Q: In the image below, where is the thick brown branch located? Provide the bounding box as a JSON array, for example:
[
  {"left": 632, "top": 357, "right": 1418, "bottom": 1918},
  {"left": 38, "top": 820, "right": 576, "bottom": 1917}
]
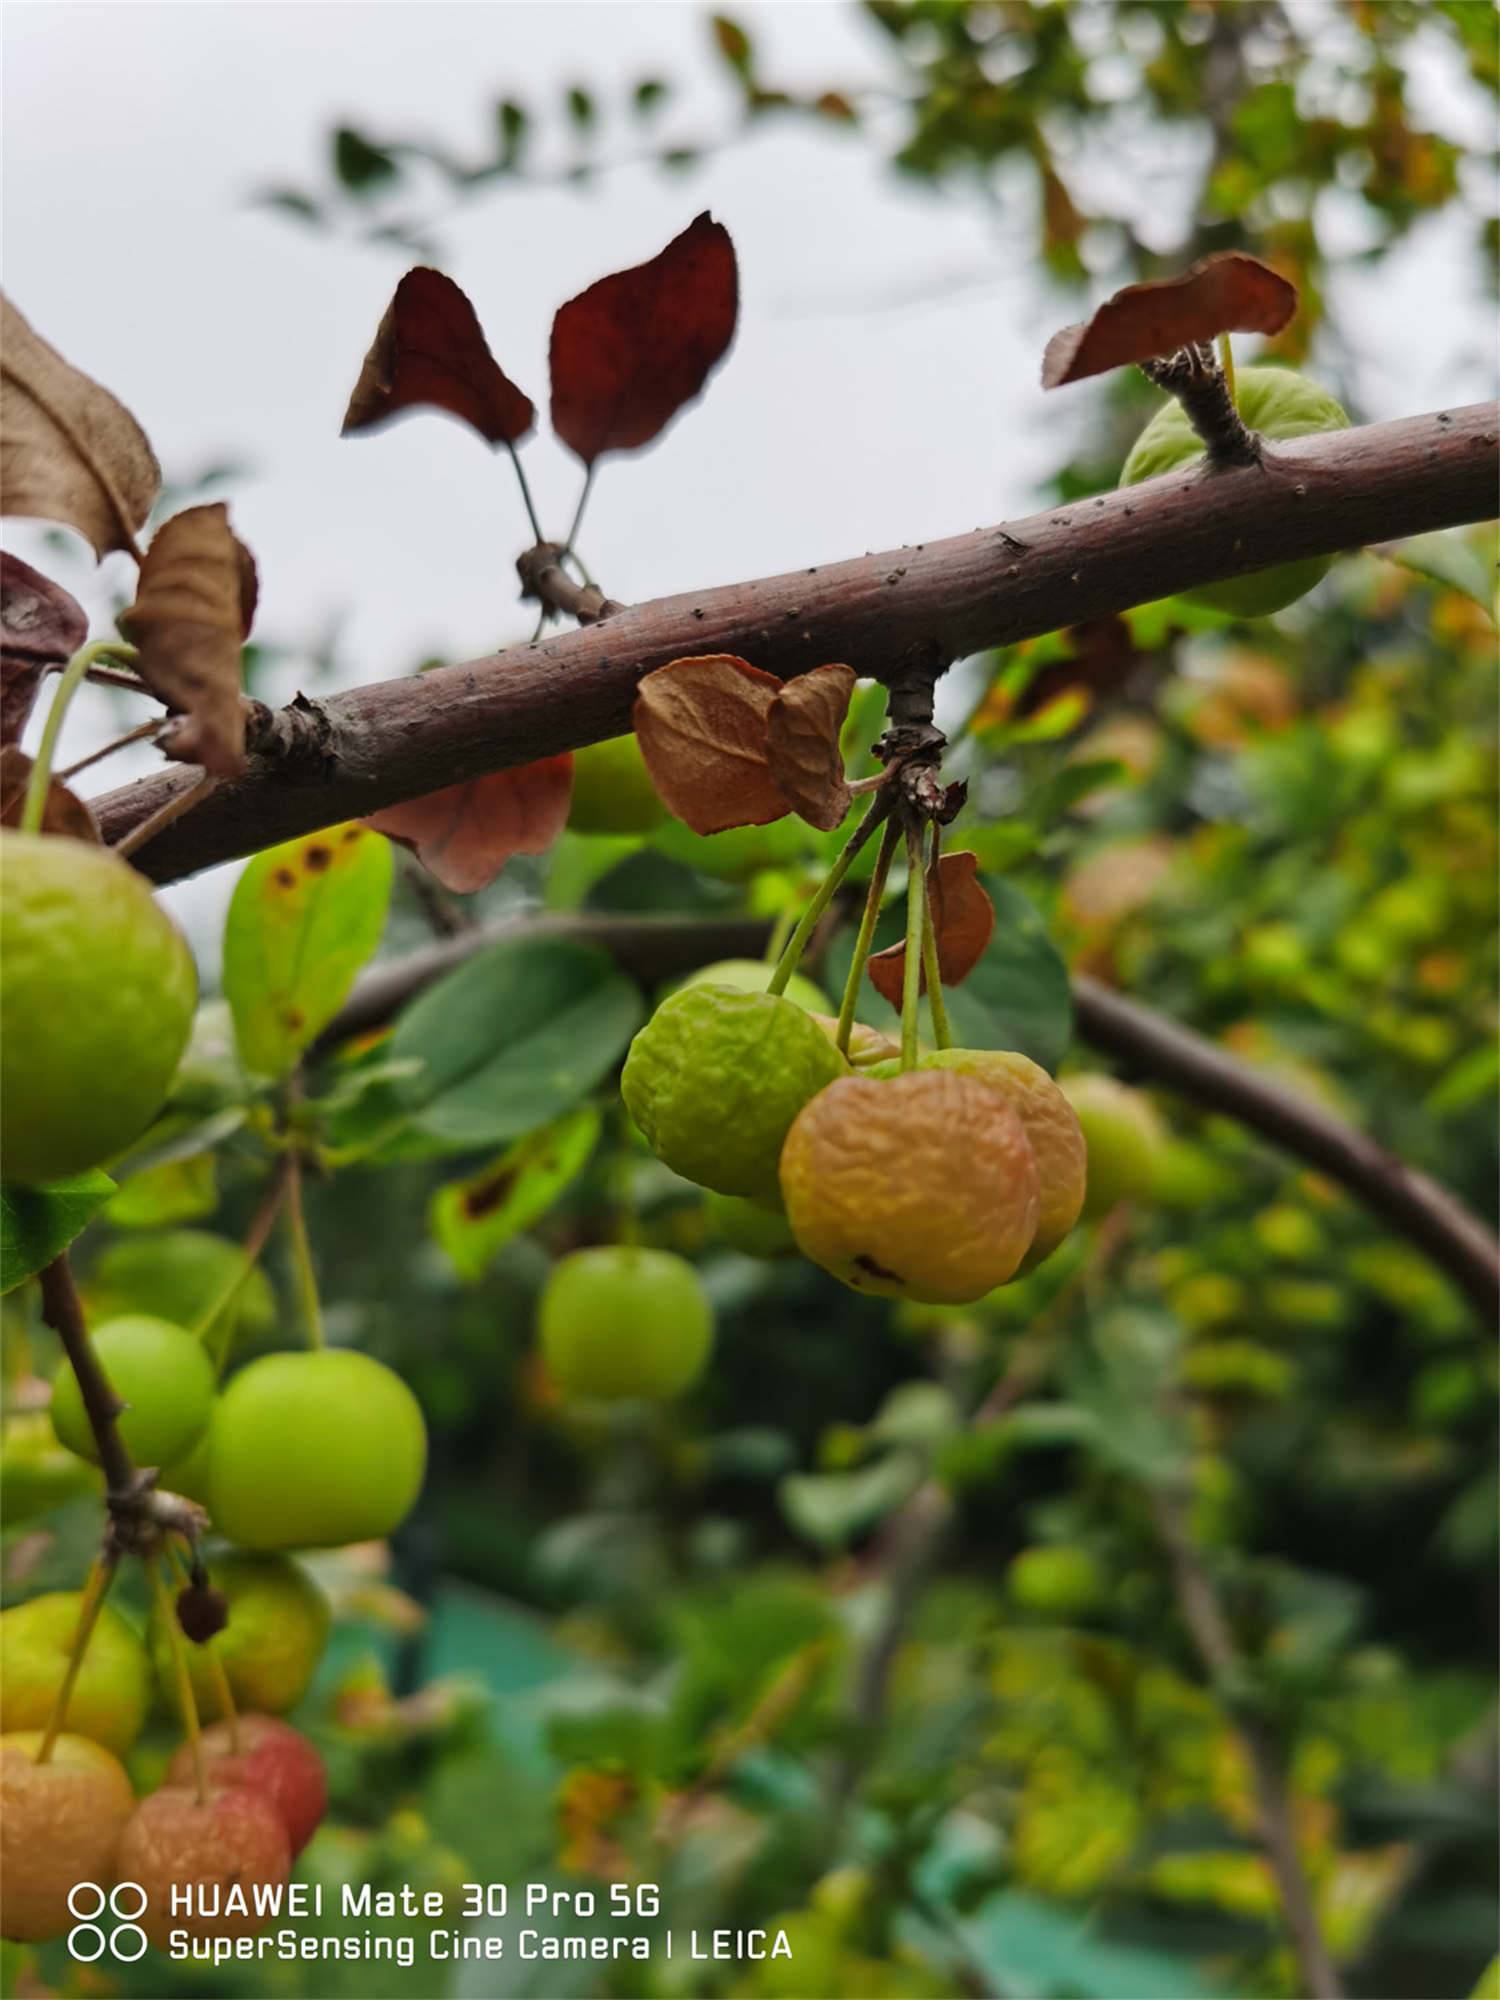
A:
[
  {"left": 314, "top": 913, "right": 1500, "bottom": 1323},
  {"left": 95, "top": 402, "right": 1498, "bottom": 883}
]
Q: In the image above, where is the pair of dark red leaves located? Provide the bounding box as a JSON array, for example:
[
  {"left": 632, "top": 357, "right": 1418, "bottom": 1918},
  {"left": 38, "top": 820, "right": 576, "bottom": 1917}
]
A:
[{"left": 341, "top": 210, "right": 738, "bottom": 466}]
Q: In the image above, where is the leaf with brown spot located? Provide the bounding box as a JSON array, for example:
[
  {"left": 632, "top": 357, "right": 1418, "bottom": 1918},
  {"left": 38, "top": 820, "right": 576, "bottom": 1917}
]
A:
[
  {"left": 342, "top": 267, "right": 535, "bottom": 446},
  {"left": 633, "top": 654, "right": 792, "bottom": 835},
  {"left": 117, "top": 503, "right": 255, "bottom": 775},
  {"left": 1041, "top": 253, "right": 1297, "bottom": 389},
  {"left": 0, "top": 745, "right": 100, "bottom": 842},
  {"left": 0, "top": 296, "right": 161, "bottom": 558},
  {"left": 1, "top": 553, "right": 87, "bottom": 744},
  {"left": 364, "top": 753, "right": 573, "bottom": 894},
  {"left": 430, "top": 1104, "right": 602, "bottom": 1281},
  {"left": 766, "top": 664, "right": 857, "bottom": 831},
  {"left": 549, "top": 213, "right": 738, "bottom": 464},
  {"left": 868, "top": 850, "right": 994, "bottom": 1006}
]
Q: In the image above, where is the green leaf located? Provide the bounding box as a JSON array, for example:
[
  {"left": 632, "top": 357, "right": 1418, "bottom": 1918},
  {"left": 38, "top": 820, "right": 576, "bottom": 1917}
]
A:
[
  {"left": 1374, "top": 530, "right": 1496, "bottom": 621},
  {"left": 779, "top": 1451, "right": 924, "bottom": 1550},
  {"left": 223, "top": 824, "right": 394, "bottom": 1079},
  {"left": 388, "top": 936, "right": 643, "bottom": 1151},
  {"left": 958, "top": 1890, "right": 1221, "bottom": 2000},
  {"left": 1, "top": 1171, "right": 116, "bottom": 1294},
  {"left": 107, "top": 1150, "right": 217, "bottom": 1229},
  {"left": 1425, "top": 1040, "right": 1500, "bottom": 1116},
  {"left": 332, "top": 126, "right": 400, "bottom": 194},
  {"left": 944, "top": 878, "right": 1074, "bottom": 1070},
  {"left": 429, "top": 1105, "right": 602, "bottom": 1281}
]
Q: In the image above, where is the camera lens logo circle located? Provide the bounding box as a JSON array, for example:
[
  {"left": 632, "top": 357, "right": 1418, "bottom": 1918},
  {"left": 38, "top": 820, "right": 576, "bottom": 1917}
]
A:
[{"left": 66, "top": 1882, "right": 148, "bottom": 1962}]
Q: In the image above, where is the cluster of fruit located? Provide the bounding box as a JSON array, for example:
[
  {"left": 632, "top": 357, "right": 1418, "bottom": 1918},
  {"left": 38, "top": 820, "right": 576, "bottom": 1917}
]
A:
[
  {"left": 1, "top": 1556, "right": 328, "bottom": 1946},
  {"left": 621, "top": 961, "right": 1162, "bottom": 1307}
]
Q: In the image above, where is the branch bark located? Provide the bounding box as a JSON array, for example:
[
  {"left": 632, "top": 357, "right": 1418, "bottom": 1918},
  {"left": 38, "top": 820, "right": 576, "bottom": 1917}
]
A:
[
  {"left": 313, "top": 913, "right": 1500, "bottom": 1324},
  {"left": 95, "top": 401, "right": 1497, "bottom": 884}
]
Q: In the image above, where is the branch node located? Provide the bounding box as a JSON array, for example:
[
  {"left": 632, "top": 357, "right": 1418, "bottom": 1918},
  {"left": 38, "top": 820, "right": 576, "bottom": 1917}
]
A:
[
  {"left": 1140, "top": 342, "right": 1262, "bottom": 468},
  {"left": 516, "top": 542, "right": 622, "bottom": 626}
]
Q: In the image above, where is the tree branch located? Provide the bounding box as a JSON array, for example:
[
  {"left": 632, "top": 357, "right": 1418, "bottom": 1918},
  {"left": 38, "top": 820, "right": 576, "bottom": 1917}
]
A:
[
  {"left": 95, "top": 402, "right": 1497, "bottom": 884},
  {"left": 312, "top": 913, "right": 1500, "bottom": 1323}
]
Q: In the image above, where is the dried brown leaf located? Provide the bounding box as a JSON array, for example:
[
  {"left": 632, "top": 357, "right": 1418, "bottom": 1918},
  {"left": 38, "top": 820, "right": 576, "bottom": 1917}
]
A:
[
  {"left": 765, "top": 664, "right": 856, "bottom": 832},
  {"left": 0, "top": 295, "right": 161, "bottom": 557},
  {"left": 868, "top": 850, "right": 994, "bottom": 1007},
  {"left": 1, "top": 553, "right": 88, "bottom": 744},
  {"left": 364, "top": 753, "right": 573, "bottom": 894},
  {"left": 633, "top": 654, "right": 791, "bottom": 835},
  {"left": 0, "top": 745, "right": 100, "bottom": 842},
  {"left": 118, "top": 503, "right": 255, "bottom": 776},
  {"left": 550, "top": 213, "right": 738, "bottom": 465},
  {"left": 1041, "top": 253, "right": 1297, "bottom": 389},
  {"left": 342, "top": 267, "right": 535, "bottom": 446}
]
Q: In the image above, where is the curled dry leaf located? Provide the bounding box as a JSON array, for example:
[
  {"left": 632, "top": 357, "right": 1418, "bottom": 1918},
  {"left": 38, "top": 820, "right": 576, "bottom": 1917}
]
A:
[
  {"left": 0, "top": 295, "right": 161, "bottom": 558},
  {"left": 118, "top": 503, "right": 256, "bottom": 776},
  {"left": 1, "top": 552, "right": 88, "bottom": 744},
  {"left": 364, "top": 753, "right": 573, "bottom": 894},
  {"left": 550, "top": 213, "right": 738, "bottom": 464},
  {"left": 1041, "top": 253, "right": 1297, "bottom": 389},
  {"left": 868, "top": 850, "right": 995, "bottom": 1007},
  {"left": 765, "top": 664, "right": 857, "bottom": 832},
  {"left": 633, "top": 654, "right": 791, "bottom": 836},
  {"left": 0, "top": 745, "right": 100, "bottom": 843},
  {"left": 342, "top": 267, "right": 535, "bottom": 446}
]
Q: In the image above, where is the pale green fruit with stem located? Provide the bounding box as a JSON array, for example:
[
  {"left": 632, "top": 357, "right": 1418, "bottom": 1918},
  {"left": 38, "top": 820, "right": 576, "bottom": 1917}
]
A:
[
  {"left": 540, "top": 1246, "right": 713, "bottom": 1402},
  {"left": 568, "top": 736, "right": 666, "bottom": 834},
  {"left": 1121, "top": 366, "right": 1349, "bottom": 617},
  {"left": 0, "top": 831, "right": 197, "bottom": 1184},
  {"left": 0, "top": 1592, "right": 151, "bottom": 1755},
  {"left": 150, "top": 1551, "right": 328, "bottom": 1718},
  {"left": 207, "top": 1351, "right": 427, "bottom": 1550},
  {"left": 50, "top": 1314, "right": 213, "bottom": 1470}
]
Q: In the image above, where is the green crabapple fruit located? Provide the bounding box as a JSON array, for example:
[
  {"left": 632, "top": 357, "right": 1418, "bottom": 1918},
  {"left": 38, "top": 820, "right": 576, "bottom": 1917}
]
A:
[
  {"left": 50, "top": 1314, "right": 214, "bottom": 1470},
  {"left": 0, "top": 1591, "right": 152, "bottom": 1756},
  {"left": 1059, "top": 1074, "right": 1166, "bottom": 1219},
  {"left": 207, "top": 1350, "right": 427, "bottom": 1550},
  {"left": 567, "top": 735, "right": 666, "bottom": 834},
  {"left": 705, "top": 1189, "right": 798, "bottom": 1259},
  {"left": 117, "top": 1783, "right": 290, "bottom": 1948},
  {"left": 674, "top": 957, "right": 832, "bottom": 1015},
  {"left": 0, "top": 1732, "right": 136, "bottom": 1942},
  {"left": 1006, "top": 1545, "right": 1105, "bottom": 1617},
  {"left": 540, "top": 1246, "right": 714, "bottom": 1402},
  {"left": 0, "top": 831, "right": 197, "bottom": 1185},
  {"left": 166, "top": 1715, "right": 327, "bottom": 1854},
  {"left": 151, "top": 1551, "right": 328, "bottom": 1719},
  {"left": 1120, "top": 366, "right": 1349, "bottom": 617}
]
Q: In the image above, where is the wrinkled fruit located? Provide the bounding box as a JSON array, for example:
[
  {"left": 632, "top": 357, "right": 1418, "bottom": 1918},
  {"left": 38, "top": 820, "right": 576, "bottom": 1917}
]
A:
[
  {"left": 780, "top": 1070, "right": 1040, "bottom": 1304},
  {"left": 1120, "top": 366, "right": 1348, "bottom": 617},
  {"left": 151, "top": 1551, "right": 329, "bottom": 1719},
  {"left": 918, "top": 1049, "right": 1086, "bottom": 1268},
  {"left": 117, "top": 1782, "right": 290, "bottom": 1947},
  {"left": 166, "top": 1715, "right": 327, "bottom": 1855},
  {"left": 51, "top": 1314, "right": 213, "bottom": 1470},
  {"left": 1, "top": 831, "right": 197, "bottom": 1184},
  {"left": 0, "top": 1591, "right": 152, "bottom": 1756},
  {"left": 540, "top": 1246, "right": 713, "bottom": 1402},
  {"left": 207, "top": 1350, "right": 427, "bottom": 1550},
  {"left": 622, "top": 983, "right": 846, "bottom": 1201},
  {"left": 676, "top": 957, "right": 831, "bottom": 1014},
  {"left": 0, "top": 1732, "right": 135, "bottom": 1942}
]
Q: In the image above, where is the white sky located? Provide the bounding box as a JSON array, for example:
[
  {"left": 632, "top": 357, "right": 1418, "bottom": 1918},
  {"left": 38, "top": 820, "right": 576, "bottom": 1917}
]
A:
[{"left": 3, "top": 0, "right": 1493, "bottom": 951}]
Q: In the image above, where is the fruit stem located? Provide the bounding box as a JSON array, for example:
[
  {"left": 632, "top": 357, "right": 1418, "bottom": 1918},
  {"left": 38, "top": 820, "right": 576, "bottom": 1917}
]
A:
[
  {"left": 195, "top": 1157, "right": 294, "bottom": 1374},
  {"left": 283, "top": 1151, "right": 326, "bottom": 1351},
  {"left": 919, "top": 829, "right": 953, "bottom": 1052},
  {"left": 1219, "top": 331, "right": 1236, "bottom": 402},
  {"left": 504, "top": 439, "right": 545, "bottom": 546},
  {"left": 36, "top": 1556, "right": 115, "bottom": 1764},
  {"left": 166, "top": 1541, "right": 240, "bottom": 1753},
  {"left": 834, "top": 817, "right": 900, "bottom": 1057},
  {"left": 899, "top": 825, "right": 927, "bottom": 1072},
  {"left": 762, "top": 899, "right": 799, "bottom": 969},
  {"left": 767, "top": 792, "right": 891, "bottom": 998},
  {"left": 563, "top": 461, "right": 597, "bottom": 560},
  {"left": 611, "top": 1100, "right": 642, "bottom": 1251},
  {"left": 152, "top": 1556, "right": 208, "bottom": 1803},
  {"left": 19, "top": 641, "right": 135, "bottom": 834}
]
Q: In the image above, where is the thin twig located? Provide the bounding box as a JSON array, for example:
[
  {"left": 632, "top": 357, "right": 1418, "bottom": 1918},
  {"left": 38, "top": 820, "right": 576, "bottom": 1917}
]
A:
[
  {"left": 112, "top": 769, "right": 218, "bottom": 861},
  {"left": 57, "top": 718, "right": 162, "bottom": 780},
  {"left": 38, "top": 1257, "right": 136, "bottom": 1500}
]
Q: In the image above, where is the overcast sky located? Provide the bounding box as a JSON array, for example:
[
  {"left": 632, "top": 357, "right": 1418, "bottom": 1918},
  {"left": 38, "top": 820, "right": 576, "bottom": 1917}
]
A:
[{"left": 4, "top": 1, "right": 1493, "bottom": 951}]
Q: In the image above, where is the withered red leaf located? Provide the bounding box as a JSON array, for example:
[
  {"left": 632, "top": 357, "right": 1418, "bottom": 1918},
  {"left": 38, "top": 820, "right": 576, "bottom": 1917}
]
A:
[
  {"left": 1041, "top": 253, "right": 1297, "bottom": 389},
  {"left": 342, "top": 267, "right": 535, "bottom": 446},
  {"left": 364, "top": 753, "right": 573, "bottom": 894},
  {"left": 868, "top": 850, "right": 994, "bottom": 1007},
  {"left": 633, "top": 653, "right": 791, "bottom": 836},
  {"left": 765, "top": 664, "right": 856, "bottom": 832},
  {"left": 1, "top": 553, "right": 88, "bottom": 744},
  {"left": 550, "top": 213, "right": 738, "bottom": 464},
  {"left": 117, "top": 502, "right": 255, "bottom": 776},
  {"left": 0, "top": 744, "right": 100, "bottom": 843}
]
